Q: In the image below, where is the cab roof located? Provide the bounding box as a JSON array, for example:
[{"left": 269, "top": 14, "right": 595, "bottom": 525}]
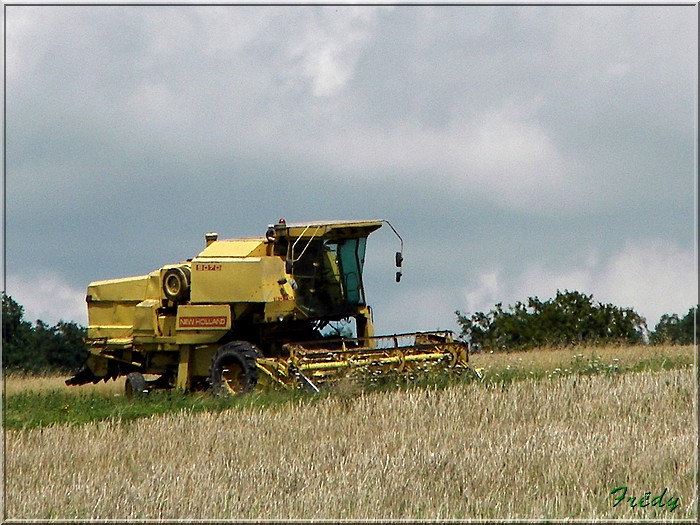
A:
[
  {"left": 273, "top": 219, "right": 383, "bottom": 239},
  {"left": 195, "top": 220, "right": 384, "bottom": 258}
]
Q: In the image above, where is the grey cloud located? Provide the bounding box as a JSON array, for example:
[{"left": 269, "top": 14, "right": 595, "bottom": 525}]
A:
[{"left": 5, "top": 5, "right": 696, "bottom": 331}]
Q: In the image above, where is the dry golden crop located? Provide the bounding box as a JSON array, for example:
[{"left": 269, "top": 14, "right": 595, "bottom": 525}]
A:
[
  {"left": 4, "top": 367, "right": 696, "bottom": 520},
  {"left": 469, "top": 343, "right": 694, "bottom": 375},
  {"left": 3, "top": 372, "right": 126, "bottom": 397}
]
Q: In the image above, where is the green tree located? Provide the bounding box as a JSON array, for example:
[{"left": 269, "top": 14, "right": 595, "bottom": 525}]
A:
[
  {"left": 2, "top": 293, "right": 34, "bottom": 369},
  {"left": 456, "top": 290, "right": 647, "bottom": 351},
  {"left": 650, "top": 306, "right": 697, "bottom": 345},
  {"left": 2, "top": 292, "right": 88, "bottom": 373}
]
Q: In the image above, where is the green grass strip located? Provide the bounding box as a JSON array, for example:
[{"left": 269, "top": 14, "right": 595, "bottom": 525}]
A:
[
  {"left": 2, "top": 387, "right": 311, "bottom": 431},
  {"left": 3, "top": 349, "right": 693, "bottom": 430}
]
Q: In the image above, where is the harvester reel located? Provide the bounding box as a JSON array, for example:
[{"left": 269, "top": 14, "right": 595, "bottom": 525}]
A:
[
  {"left": 162, "top": 267, "right": 191, "bottom": 303},
  {"left": 210, "top": 341, "right": 259, "bottom": 396}
]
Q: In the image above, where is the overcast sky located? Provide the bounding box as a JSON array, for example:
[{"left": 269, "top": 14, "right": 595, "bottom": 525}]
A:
[{"left": 3, "top": 4, "right": 698, "bottom": 338}]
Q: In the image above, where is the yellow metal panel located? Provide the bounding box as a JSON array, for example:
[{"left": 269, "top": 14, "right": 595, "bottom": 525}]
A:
[
  {"left": 196, "top": 239, "right": 265, "bottom": 258},
  {"left": 176, "top": 345, "right": 191, "bottom": 390},
  {"left": 87, "top": 274, "right": 150, "bottom": 301},
  {"left": 264, "top": 300, "right": 300, "bottom": 322},
  {"left": 134, "top": 299, "right": 159, "bottom": 333},
  {"left": 158, "top": 314, "right": 176, "bottom": 337},
  {"left": 87, "top": 301, "right": 138, "bottom": 339},
  {"left": 144, "top": 270, "right": 162, "bottom": 299},
  {"left": 189, "top": 346, "right": 217, "bottom": 377},
  {"left": 190, "top": 257, "right": 286, "bottom": 303},
  {"left": 87, "top": 272, "right": 162, "bottom": 341},
  {"left": 87, "top": 325, "right": 133, "bottom": 339}
]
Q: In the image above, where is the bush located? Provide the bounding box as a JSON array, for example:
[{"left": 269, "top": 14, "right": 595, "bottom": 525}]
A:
[
  {"left": 650, "top": 306, "right": 697, "bottom": 345},
  {"left": 456, "top": 290, "right": 647, "bottom": 351}
]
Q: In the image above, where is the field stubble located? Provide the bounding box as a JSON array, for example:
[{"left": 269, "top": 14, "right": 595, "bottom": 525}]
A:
[{"left": 4, "top": 362, "right": 697, "bottom": 520}]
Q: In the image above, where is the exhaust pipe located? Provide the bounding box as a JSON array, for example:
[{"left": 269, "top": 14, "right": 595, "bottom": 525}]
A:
[{"left": 205, "top": 232, "right": 218, "bottom": 247}]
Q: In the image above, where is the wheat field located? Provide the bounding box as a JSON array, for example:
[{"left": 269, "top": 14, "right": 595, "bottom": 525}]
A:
[
  {"left": 3, "top": 373, "right": 127, "bottom": 397},
  {"left": 4, "top": 367, "right": 697, "bottom": 520},
  {"left": 469, "top": 343, "right": 694, "bottom": 376}
]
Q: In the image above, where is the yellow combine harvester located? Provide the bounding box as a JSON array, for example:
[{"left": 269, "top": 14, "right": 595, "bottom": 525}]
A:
[{"left": 67, "top": 219, "right": 471, "bottom": 395}]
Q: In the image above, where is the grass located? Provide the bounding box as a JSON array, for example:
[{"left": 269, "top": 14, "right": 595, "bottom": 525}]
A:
[
  {"left": 470, "top": 343, "right": 695, "bottom": 383},
  {"left": 2, "top": 344, "right": 695, "bottom": 430},
  {"left": 4, "top": 368, "right": 697, "bottom": 520},
  {"left": 2, "top": 344, "right": 697, "bottom": 520},
  {"left": 3, "top": 382, "right": 312, "bottom": 431}
]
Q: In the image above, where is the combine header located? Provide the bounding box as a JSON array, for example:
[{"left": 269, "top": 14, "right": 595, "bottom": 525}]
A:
[{"left": 67, "top": 219, "right": 471, "bottom": 395}]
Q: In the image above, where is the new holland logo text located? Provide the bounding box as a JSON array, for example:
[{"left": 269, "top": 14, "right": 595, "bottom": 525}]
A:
[{"left": 178, "top": 316, "right": 227, "bottom": 328}]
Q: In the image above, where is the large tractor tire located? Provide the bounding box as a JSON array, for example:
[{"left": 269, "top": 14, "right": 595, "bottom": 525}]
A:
[
  {"left": 210, "top": 341, "right": 259, "bottom": 396},
  {"left": 125, "top": 372, "right": 149, "bottom": 399}
]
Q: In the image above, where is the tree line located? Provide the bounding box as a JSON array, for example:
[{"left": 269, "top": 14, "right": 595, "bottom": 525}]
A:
[
  {"left": 456, "top": 290, "right": 697, "bottom": 352},
  {"left": 1, "top": 290, "right": 697, "bottom": 373},
  {"left": 2, "top": 293, "right": 88, "bottom": 373}
]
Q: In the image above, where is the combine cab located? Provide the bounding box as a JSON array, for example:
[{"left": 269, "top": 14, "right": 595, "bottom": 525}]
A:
[{"left": 67, "top": 219, "right": 472, "bottom": 395}]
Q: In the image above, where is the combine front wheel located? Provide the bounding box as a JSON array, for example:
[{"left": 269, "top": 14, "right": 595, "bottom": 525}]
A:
[
  {"left": 125, "top": 372, "right": 149, "bottom": 399},
  {"left": 210, "top": 342, "right": 259, "bottom": 396}
]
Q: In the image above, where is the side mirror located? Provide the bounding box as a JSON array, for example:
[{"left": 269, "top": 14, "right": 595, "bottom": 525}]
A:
[
  {"left": 396, "top": 271, "right": 402, "bottom": 283},
  {"left": 285, "top": 259, "right": 293, "bottom": 274},
  {"left": 395, "top": 251, "right": 403, "bottom": 268}
]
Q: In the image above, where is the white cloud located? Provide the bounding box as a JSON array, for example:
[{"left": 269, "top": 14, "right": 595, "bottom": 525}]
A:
[
  {"left": 4, "top": 6, "right": 51, "bottom": 83},
  {"left": 5, "top": 273, "right": 88, "bottom": 326},
  {"left": 284, "top": 7, "right": 386, "bottom": 97},
  {"left": 463, "top": 270, "right": 503, "bottom": 314},
  {"left": 462, "top": 240, "right": 697, "bottom": 329},
  {"left": 302, "top": 103, "right": 575, "bottom": 213},
  {"left": 457, "top": 107, "right": 570, "bottom": 210},
  {"left": 596, "top": 240, "right": 698, "bottom": 327}
]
